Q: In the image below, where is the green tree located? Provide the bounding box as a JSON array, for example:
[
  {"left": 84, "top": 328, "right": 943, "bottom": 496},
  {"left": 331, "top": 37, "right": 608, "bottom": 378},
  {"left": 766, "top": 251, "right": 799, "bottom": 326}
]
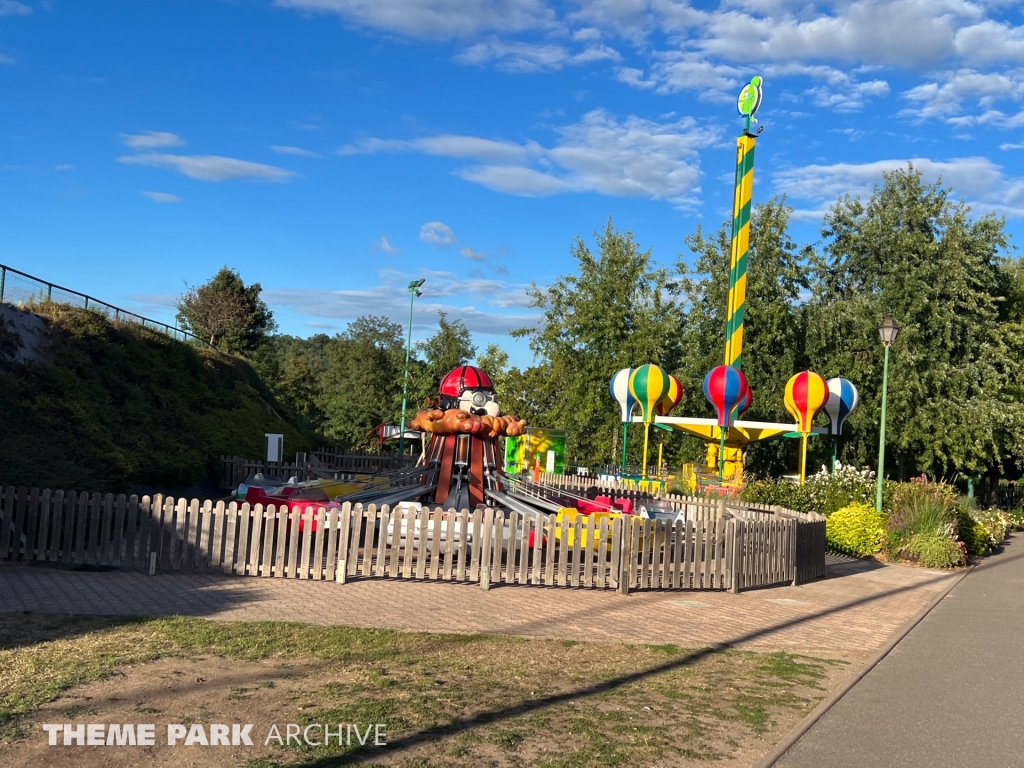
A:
[
  {"left": 476, "top": 344, "right": 555, "bottom": 425},
  {"left": 514, "top": 219, "right": 684, "bottom": 467},
  {"left": 319, "top": 316, "right": 405, "bottom": 450},
  {"left": 805, "top": 165, "right": 1022, "bottom": 479},
  {"left": 410, "top": 311, "right": 476, "bottom": 408},
  {"left": 677, "top": 197, "right": 811, "bottom": 473},
  {"left": 176, "top": 267, "right": 277, "bottom": 354}
]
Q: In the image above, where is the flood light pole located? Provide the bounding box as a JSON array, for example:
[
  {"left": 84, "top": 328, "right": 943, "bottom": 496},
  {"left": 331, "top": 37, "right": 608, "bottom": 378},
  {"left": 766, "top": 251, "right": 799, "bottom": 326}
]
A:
[
  {"left": 399, "top": 279, "right": 425, "bottom": 455},
  {"left": 875, "top": 315, "right": 899, "bottom": 512}
]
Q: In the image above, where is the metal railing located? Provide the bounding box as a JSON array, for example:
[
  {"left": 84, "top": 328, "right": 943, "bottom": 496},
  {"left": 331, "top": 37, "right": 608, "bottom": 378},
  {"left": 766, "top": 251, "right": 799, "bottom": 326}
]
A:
[{"left": 0, "top": 263, "right": 207, "bottom": 345}]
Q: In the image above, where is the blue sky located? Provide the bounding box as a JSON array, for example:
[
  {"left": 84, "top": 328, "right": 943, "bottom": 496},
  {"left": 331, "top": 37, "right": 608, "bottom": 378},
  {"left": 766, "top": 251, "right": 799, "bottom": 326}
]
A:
[{"left": 2, "top": 0, "right": 1022, "bottom": 366}]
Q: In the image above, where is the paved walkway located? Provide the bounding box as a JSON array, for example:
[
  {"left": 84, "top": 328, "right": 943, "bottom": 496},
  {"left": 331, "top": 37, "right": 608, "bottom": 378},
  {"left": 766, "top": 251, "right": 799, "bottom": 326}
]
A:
[
  {"left": 0, "top": 554, "right": 959, "bottom": 657},
  {"left": 776, "top": 536, "right": 1024, "bottom": 766}
]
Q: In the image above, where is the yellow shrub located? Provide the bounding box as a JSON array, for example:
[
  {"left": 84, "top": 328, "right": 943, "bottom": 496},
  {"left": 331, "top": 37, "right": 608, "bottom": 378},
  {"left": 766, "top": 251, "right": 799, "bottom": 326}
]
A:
[{"left": 826, "top": 502, "right": 886, "bottom": 557}]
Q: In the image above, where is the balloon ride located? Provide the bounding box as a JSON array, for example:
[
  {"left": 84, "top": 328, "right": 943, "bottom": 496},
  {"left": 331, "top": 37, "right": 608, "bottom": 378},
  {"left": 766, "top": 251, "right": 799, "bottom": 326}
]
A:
[{"left": 608, "top": 76, "right": 860, "bottom": 488}]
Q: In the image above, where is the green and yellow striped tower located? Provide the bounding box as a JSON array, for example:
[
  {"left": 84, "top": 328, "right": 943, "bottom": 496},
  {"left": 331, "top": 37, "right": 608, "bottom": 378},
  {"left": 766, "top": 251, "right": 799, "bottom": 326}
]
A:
[
  {"left": 724, "top": 75, "right": 763, "bottom": 372},
  {"left": 708, "top": 75, "right": 763, "bottom": 485}
]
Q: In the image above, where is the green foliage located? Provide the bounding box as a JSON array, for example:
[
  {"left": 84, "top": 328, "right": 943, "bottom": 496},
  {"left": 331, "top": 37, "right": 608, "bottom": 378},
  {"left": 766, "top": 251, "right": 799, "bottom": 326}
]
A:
[
  {"left": 885, "top": 480, "right": 958, "bottom": 557},
  {"left": 956, "top": 509, "right": 992, "bottom": 557},
  {"left": 905, "top": 534, "right": 966, "bottom": 568},
  {"left": 740, "top": 478, "right": 816, "bottom": 513},
  {"left": 1008, "top": 506, "right": 1024, "bottom": 531},
  {"left": 805, "top": 166, "right": 1022, "bottom": 478},
  {"left": 513, "top": 219, "right": 684, "bottom": 466},
  {"left": 176, "top": 266, "right": 277, "bottom": 354},
  {"left": 677, "top": 197, "right": 811, "bottom": 474},
  {"left": 412, "top": 311, "right": 476, "bottom": 407},
  {"left": 970, "top": 507, "right": 1009, "bottom": 545},
  {"left": 319, "top": 316, "right": 406, "bottom": 449},
  {"left": 825, "top": 502, "right": 886, "bottom": 557},
  {"left": 0, "top": 305, "right": 311, "bottom": 492},
  {"left": 804, "top": 463, "right": 877, "bottom": 516}
]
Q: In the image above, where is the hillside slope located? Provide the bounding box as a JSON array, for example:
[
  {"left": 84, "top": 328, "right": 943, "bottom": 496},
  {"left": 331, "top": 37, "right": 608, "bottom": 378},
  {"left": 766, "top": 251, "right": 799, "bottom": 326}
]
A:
[{"left": 0, "top": 303, "right": 313, "bottom": 492}]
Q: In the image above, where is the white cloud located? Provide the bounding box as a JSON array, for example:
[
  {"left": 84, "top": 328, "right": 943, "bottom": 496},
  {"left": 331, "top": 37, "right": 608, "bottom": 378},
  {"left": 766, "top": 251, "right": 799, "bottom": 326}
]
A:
[
  {"left": 1001, "top": 142, "right": 1024, "bottom": 150},
  {"left": 618, "top": 53, "right": 742, "bottom": 101},
  {"left": 0, "top": 1, "right": 31, "bottom": 17},
  {"left": 460, "top": 245, "right": 485, "bottom": 260},
  {"left": 273, "top": 0, "right": 555, "bottom": 39},
  {"left": 378, "top": 235, "right": 401, "bottom": 255},
  {"left": 0, "top": 53, "right": 14, "bottom": 65},
  {"left": 117, "top": 153, "right": 296, "bottom": 182},
  {"left": 454, "top": 37, "right": 614, "bottom": 72},
  {"left": 947, "top": 107, "right": 1024, "bottom": 129},
  {"left": 774, "top": 156, "right": 1024, "bottom": 219},
  {"left": 263, "top": 268, "right": 539, "bottom": 335},
  {"left": 342, "top": 109, "right": 717, "bottom": 207},
  {"left": 54, "top": 164, "right": 74, "bottom": 171},
  {"left": 901, "top": 69, "right": 1023, "bottom": 120},
  {"left": 141, "top": 191, "right": 182, "bottom": 203},
  {"left": 953, "top": 19, "right": 1024, "bottom": 65},
  {"left": 340, "top": 134, "right": 534, "bottom": 163},
  {"left": 121, "top": 131, "right": 184, "bottom": 149},
  {"left": 807, "top": 78, "right": 889, "bottom": 112},
  {"left": 271, "top": 145, "right": 323, "bottom": 158},
  {"left": 420, "top": 221, "right": 457, "bottom": 247}
]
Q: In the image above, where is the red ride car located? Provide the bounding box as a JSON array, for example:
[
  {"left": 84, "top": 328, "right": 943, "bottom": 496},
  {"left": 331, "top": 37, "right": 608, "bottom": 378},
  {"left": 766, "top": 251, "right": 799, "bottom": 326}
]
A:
[{"left": 243, "top": 486, "right": 339, "bottom": 532}]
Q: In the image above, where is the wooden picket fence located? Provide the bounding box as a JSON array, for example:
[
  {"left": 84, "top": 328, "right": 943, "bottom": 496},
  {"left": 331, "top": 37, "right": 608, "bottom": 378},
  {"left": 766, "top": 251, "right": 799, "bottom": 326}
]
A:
[{"left": 0, "top": 486, "right": 825, "bottom": 593}]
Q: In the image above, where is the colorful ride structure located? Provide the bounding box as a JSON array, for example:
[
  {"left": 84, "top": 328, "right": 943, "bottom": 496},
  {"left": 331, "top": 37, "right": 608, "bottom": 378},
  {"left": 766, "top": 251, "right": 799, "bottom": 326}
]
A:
[{"left": 609, "top": 77, "right": 861, "bottom": 488}]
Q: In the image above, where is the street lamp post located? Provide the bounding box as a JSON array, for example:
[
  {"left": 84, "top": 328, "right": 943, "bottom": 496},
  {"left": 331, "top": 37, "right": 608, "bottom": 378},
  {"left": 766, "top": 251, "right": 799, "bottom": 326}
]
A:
[
  {"left": 875, "top": 315, "right": 900, "bottom": 511},
  {"left": 398, "top": 279, "right": 425, "bottom": 455}
]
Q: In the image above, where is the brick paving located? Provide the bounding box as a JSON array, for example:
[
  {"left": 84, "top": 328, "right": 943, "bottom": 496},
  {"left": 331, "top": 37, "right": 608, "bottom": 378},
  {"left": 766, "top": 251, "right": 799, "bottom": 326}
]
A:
[{"left": 0, "top": 556, "right": 957, "bottom": 656}]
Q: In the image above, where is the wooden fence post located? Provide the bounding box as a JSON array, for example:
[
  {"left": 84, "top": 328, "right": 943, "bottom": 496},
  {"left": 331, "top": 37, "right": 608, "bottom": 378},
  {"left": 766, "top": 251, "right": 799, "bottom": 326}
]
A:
[
  {"left": 729, "top": 519, "right": 741, "bottom": 593},
  {"left": 618, "top": 517, "right": 631, "bottom": 595}
]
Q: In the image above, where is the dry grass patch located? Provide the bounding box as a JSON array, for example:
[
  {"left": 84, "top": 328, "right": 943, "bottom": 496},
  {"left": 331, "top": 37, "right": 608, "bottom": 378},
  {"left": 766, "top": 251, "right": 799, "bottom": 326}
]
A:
[{"left": 0, "top": 613, "right": 849, "bottom": 767}]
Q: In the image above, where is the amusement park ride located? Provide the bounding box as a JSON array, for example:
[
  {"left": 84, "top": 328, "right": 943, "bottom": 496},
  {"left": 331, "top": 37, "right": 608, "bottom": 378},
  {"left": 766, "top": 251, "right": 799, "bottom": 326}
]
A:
[
  {"left": 243, "top": 75, "right": 861, "bottom": 519},
  {"left": 612, "top": 75, "right": 860, "bottom": 490}
]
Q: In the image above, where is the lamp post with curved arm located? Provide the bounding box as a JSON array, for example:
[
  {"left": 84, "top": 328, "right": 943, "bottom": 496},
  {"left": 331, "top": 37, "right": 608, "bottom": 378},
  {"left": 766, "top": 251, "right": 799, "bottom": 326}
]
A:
[
  {"left": 875, "top": 315, "right": 900, "bottom": 512},
  {"left": 398, "top": 279, "right": 425, "bottom": 455}
]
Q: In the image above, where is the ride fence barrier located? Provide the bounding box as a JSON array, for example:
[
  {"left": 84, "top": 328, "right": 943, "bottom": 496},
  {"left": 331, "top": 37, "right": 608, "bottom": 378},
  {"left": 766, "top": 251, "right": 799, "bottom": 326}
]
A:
[
  {"left": 219, "top": 451, "right": 419, "bottom": 490},
  {"left": 0, "top": 486, "right": 825, "bottom": 592},
  {"left": 0, "top": 262, "right": 205, "bottom": 346}
]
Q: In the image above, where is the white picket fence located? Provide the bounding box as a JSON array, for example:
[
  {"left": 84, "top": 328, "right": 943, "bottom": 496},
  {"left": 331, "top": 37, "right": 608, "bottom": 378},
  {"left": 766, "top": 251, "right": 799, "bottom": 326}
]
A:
[{"left": 0, "top": 486, "right": 825, "bottom": 592}]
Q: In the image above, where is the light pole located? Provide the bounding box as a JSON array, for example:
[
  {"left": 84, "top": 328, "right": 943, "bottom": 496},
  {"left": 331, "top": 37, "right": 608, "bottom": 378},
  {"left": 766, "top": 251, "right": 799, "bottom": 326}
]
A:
[
  {"left": 875, "top": 315, "right": 900, "bottom": 512},
  {"left": 398, "top": 279, "right": 425, "bottom": 455}
]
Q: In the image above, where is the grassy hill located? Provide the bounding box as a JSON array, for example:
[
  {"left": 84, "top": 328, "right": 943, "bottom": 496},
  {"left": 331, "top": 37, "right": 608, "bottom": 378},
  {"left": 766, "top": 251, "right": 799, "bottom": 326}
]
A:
[{"left": 0, "top": 303, "right": 313, "bottom": 493}]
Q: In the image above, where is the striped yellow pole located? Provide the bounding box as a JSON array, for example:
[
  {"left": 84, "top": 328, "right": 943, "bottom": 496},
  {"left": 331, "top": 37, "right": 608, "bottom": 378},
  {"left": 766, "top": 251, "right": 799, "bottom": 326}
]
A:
[{"left": 724, "top": 134, "right": 757, "bottom": 371}]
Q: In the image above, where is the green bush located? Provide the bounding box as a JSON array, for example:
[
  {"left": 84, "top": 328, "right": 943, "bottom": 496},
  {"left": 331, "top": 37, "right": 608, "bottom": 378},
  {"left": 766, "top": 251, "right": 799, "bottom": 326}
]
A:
[
  {"left": 885, "top": 480, "right": 958, "bottom": 558},
  {"left": 1008, "top": 506, "right": 1024, "bottom": 531},
  {"left": 741, "top": 478, "right": 816, "bottom": 513},
  {"left": 804, "top": 463, "right": 878, "bottom": 516},
  {"left": 825, "top": 502, "right": 887, "bottom": 557},
  {"left": 905, "top": 534, "right": 966, "bottom": 569},
  {"left": 972, "top": 508, "right": 1009, "bottom": 544},
  {"left": 956, "top": 510, "right": 992, "bottom": 557}
]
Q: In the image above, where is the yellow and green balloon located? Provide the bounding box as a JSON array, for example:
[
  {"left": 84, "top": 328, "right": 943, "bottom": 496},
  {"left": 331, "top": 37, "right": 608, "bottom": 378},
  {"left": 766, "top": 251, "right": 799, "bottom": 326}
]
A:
[{"left": 629, "top": 364, "right": 670, "bottom": 423}]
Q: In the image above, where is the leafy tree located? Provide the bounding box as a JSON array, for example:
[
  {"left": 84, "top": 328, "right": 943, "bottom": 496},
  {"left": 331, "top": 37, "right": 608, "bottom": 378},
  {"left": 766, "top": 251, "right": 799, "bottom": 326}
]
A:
[
  {"left": 514, "top": 219, "right": 684, "bottom": 466},
  {"left": 476, "top": 344, "right": 556, "bottom": 425},
  {"left": 805, "top": 165, "right": 1022, "bottom": 479},
  {"left": 677, "top": 197, "right": 811, "bottom": 473},
  {"left": 319, "top": 316, "right": 405, "bottom": 450},
  {"left": 410, "top": 311, "right": 476, "bottom": 408},
  {"left": 176, "top": 267, "right": 277, "bottom": 353}
]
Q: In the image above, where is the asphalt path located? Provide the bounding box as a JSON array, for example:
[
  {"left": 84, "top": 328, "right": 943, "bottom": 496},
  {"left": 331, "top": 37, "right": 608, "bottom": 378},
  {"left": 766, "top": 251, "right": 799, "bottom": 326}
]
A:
[{"left": 775, "top": 534, "right": 1024, "bottom": 768}]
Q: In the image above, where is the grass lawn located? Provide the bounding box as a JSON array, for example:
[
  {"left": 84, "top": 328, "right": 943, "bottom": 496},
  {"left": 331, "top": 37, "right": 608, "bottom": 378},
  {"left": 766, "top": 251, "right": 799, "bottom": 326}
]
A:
[{"left": 0, "top": 613, "right": 848, "bottom": 767}]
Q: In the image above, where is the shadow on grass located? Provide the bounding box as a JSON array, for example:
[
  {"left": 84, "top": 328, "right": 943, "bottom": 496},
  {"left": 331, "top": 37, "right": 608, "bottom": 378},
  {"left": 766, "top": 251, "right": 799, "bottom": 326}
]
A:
[{"left": 293, "top": 549, "right": 1023, "bottom": 767}]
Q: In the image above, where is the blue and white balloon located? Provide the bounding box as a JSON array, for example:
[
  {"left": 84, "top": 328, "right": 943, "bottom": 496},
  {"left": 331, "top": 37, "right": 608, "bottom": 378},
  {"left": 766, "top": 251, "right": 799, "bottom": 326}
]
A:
[
  {"left": 824, "top": 378, "right": 859, "bottom": 435},
  {"left": 609, "top": 368, "right": 636, "bottom": 423}
]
